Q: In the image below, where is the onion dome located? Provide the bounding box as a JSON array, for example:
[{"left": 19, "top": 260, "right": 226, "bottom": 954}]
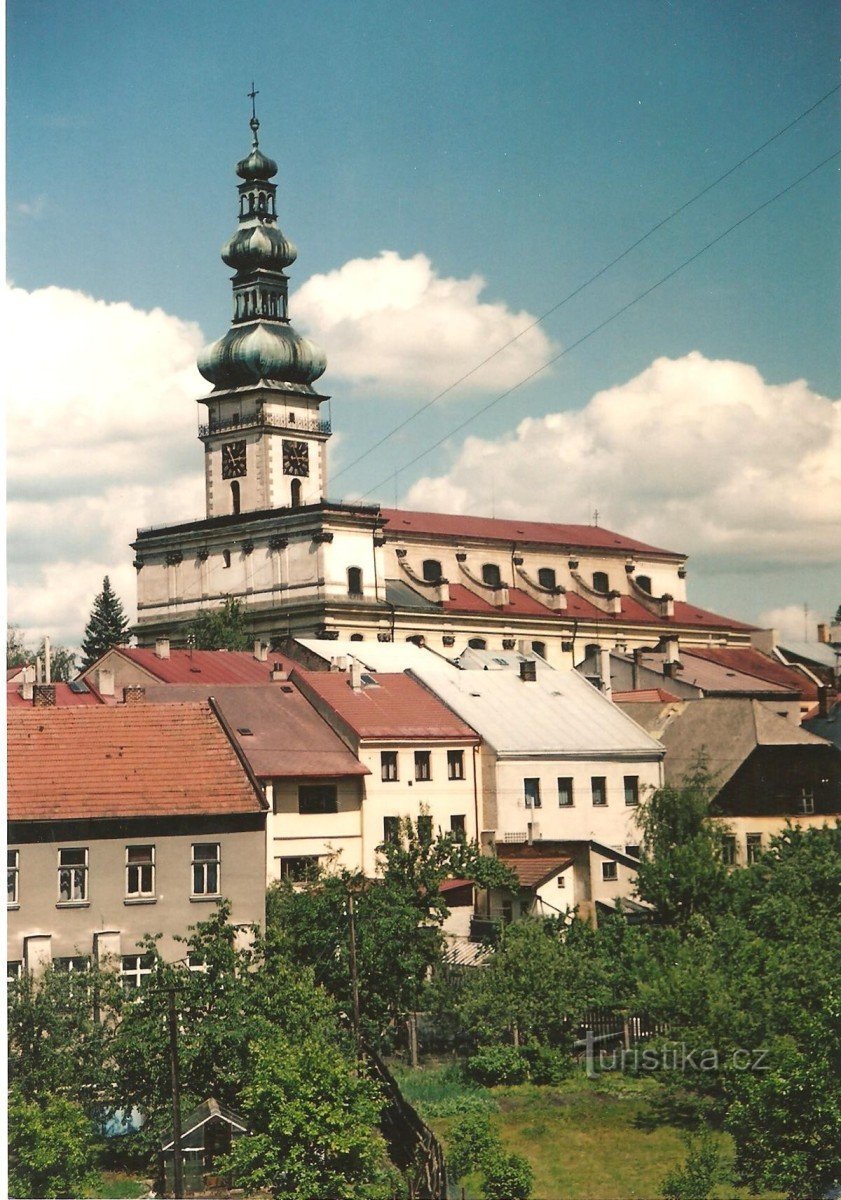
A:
[
  {"left": 222, "top": 223, "right": 297, "bottom": 273},
  {"left": 198, "top": 322, "right": 326, "bottom": 391},
  {"left": 236, "top": 114, "right": 278, "bottom": 180}
]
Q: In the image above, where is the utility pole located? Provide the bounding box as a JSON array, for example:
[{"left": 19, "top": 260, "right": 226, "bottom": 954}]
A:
[
  {"left": 347, "top": 890, "right": 362, "bottom": 1060},
  {"left": 166, "top": 986, "right": 184, "bottom": 1199}
]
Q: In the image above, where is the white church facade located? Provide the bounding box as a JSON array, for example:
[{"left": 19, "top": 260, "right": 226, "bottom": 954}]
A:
[{"left": 133, "top": 114, "right": 756, "bottom": 666}]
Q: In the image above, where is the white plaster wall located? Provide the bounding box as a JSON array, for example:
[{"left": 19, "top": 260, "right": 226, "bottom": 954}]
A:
[
  {"left": 267, "top": 778, "right": 364, "bottom": 881},
  {"left": 321, "top": 530, "right": 382, "bottom": 602}
]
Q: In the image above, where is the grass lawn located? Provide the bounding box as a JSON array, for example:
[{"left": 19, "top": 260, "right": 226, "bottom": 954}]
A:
[
  {"left": 394, "top": 1062, "right": 784, "bottom": 1200},
  {"left": 83, "top": 1171, "right": 150, "bottom": 1198}
]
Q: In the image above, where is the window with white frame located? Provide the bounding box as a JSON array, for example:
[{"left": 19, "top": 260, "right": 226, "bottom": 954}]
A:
[
  {"left": 58, "top": 848, "right": 88, "bottom": 903},
  {"left": 8, "top": 849, "right": 19, "bottom": 905},
  {"left": 126, "top": 846, "right": 155, "bottom": 899},
  {"left": 623, "top": 776, "right": 640, "bottom": 806},
  {"left": 54, "top": 956, "right": 91, "bottom": 975},
  {"left": 447, "top": 750, "right": 465, "bottom": 780},
  {"left": 601, "top": 861, "right": 618, "bottom": 882},
  {"left": 746, "top": 833, "right": 763, "bottom": 865},
  {"left": 7, "top": 960, "right": 23, "bottom": 983},
  {"left": 557, "top": 778, "right": 574, "bottom": 807},
  {"left": 798, "top": 789, "right": 815, "bottom": 815},
  {"left": 591, "top": 777, "right": 607, "bottom": 807},
  {"left": 524, "top": 778, "right": 542, "bottom": 808},
  {"left": 414, "top": 751, "right": 432, "bottom": 782},
  {"left": 381, "top": 751, "right": 398, "bottom": 782},
  {"left": 191, "top": 843, "right": 221, "bottom": 896},
  {"left": 121, "top": 953, "right": 155, "bottom": 993}
]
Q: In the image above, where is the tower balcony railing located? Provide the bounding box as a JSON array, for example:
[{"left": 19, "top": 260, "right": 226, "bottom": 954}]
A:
[{"left": 198, "top": 410, "right": 331, "bottom": 438}]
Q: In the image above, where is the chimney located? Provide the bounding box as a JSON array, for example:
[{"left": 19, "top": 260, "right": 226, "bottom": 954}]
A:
[
  {"left": 155, "top": 637, "right": 170, "bottom": 660},
  {"left": 44, "top": 635, "right": 52, "bottom": 685},
  {"left": 349, "top": 659, "right": 364, "bottom": 691},
  {"left": 123, "top": 686, "right": 146, "bottom": 705},
  {"left": 817, "top": 624, "right": 829, "bottom": 645},
  {"left": 20, "top": 665, "right": 35, "bottom": 702},
  {"left": 253, "top": 639, "right": 268, "bottom": 661},
  {"left": 598, "top": 645, "right": 613, "bottom": 701},
  {"left": 35, "top": 656, "right": 43, "bottom": 685},
  {"left": 97, "top": 667, "right": 115, "bottom": 697},
  {"left": 818, "top": 685, "right": 830, "bottom": 718},
  {"left": 662, "top": 637, "right": 681, "bottom": 677},
  {"left": 519, "top": 659, "right": 537, "bottom": 682},
  {"left": 632, "top": 648, "right": 644, "bottom": 691},
  {"left": 271, "top": 661, "right": 288, "bottom": 682},
  {"left": 33, "top": 684, "right": 56, "bottom": 707}
]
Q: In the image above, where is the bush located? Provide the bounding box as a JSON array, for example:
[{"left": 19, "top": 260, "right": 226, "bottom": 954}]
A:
[
  {"left": 467, "top": 1044, "right": 528, "bottom": 1086},
  {"left": 8, "top": 1090, "right": 98, "bottom": 1199},
  {"left": 661, "top": 1133, "right": 720, "bottom": 1200},
  {"left": 447, "top": 1111, "right": 499, "bottom": 1183},
  {"left": 522, "top": 1042, "right": 573, "bottom": 1085},
  {"left": 481, "top": 1149, "right": 534, "bottom": 1200}
]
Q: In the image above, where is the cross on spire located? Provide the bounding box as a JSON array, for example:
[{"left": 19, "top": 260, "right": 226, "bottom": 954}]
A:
[{"left": 248, "top": 82, "right": 259, "bottom": 121}]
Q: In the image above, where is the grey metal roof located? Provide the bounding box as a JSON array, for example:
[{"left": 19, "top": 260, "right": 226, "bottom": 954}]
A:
[
  {"left": 778, "top": 640, "right": 840, "bottom": 670},
  {"left": 384, "top": 578, "right": 441, "bottom": 609},
  {"left": 456, "top": 648, "right": 553, "bottom": 672},
  {"left": 295, "top": 637, "right": 457, "bottom": 673}
]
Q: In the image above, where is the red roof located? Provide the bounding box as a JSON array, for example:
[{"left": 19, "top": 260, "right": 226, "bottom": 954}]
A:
[
  {"left": 682, "top": 646, "right": 818, "bottom": 699},
  {"left": 103, "top": 647, "right": 296, "bottom": 685},
  {"left": 6, "top": 682, "right": 104, "bottom": 708},
  {"left": 380, "top": 508, "right": 682, "bottom": 557},
  {"left": 612, "top": 688, "right": 682, "bottom": 703},
  {"left": 293, "top": 670, "right": 479, "bottom": 742},
  {"left": 498, "top": 853, "right": 573, "bottom": 889},
  {"left": 7, "top": 703, "right": 265, "bottom": 822}
]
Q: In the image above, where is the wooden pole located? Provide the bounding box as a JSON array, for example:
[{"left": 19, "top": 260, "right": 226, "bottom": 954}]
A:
[
  {"left": 409, "top": 1012, "right": 419, "bottom": 1069},
  {"left": 167, "top": 987, "right": 184, "bottom": 1199}
]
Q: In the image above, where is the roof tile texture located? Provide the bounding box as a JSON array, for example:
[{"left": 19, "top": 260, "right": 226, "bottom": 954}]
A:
[{"left": 294, "top": 670, "right": 479, "bottom": 741}]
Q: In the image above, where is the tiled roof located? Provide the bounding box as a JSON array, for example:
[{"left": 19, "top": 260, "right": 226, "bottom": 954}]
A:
[
  {"left": 6, "top": 682, "right": 104, "bottom": 708},
  {"left": 496, "top": 847, "right": 573, "bottom": 889},
  {"left": 682, "top": 646, "right": 818, "bottom": 698},
  {"left": 8, "top": 703, "right": 265, "bottom": 822},
  {"left": 99, "top": 647, "right": 296, "bottom": 685},
  {"left": 379, "top": 508, "right": 682, "bottom": 557},
  {"left": 293, "top": 670, "right": 479, "bottom": 742},
  {"left": 143, "top": 684, "right": 369, "bottom": 778}
]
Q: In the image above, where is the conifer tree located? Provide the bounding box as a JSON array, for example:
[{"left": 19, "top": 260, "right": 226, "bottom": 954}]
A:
[{"left": 80, "top": 576, "right": 130, "bottom": 668}]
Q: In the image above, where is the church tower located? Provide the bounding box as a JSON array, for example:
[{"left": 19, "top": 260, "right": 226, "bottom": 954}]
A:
[{"left": 197, "top": 100, "right": 330, "bottom": 517}]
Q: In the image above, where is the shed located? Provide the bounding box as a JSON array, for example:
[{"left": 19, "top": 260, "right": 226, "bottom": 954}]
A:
[{"left": 159, "top": 1097, "right": 248, "bottom": 1196}]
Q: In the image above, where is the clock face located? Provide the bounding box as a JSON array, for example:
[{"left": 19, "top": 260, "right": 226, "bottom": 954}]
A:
[
  {"left": 282, "top": 439, "right": 310, "bottom": 477},
  {"left": 221, "top": 440, "right": 247, "bottom": 479}
]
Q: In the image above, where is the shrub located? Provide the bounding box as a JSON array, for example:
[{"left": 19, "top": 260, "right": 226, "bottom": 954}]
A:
[
  {"left": 481, "top": 1149, "right": 534, "bottom": 1200},
  {"left": 467, "top": 1044, "right": 528, "bottom": 1086},
  {"left": 447, "top": 1111, "right": 499, "bottom": 1183},
  {"left": 522, "top": 1042, "right": 573, "bottom": 1085},
  {"left": 8, "top": 1089, "right": 98, "bottom": 1200},
  {"left": 661, "top": 1133, "right": 720, "bottom": 1200}
]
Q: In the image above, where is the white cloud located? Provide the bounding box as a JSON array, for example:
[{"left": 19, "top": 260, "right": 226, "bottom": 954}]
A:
[
  {"left": 403, "top": 352, "right": 841, "bottom": 568},
  {"left": 294, "top": 250, "right": 557, "bottom": 397},
  {"left": 756, "top": 605, "right": 830, "bottom": 643},
  {"left": 5, "top": 285, "right": 207, "bottom": 647}
]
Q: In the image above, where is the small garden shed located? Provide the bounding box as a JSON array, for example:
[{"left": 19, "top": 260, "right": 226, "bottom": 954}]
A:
[{"left": 159, "top": 1097, "right": 248, "bottom": 1196}]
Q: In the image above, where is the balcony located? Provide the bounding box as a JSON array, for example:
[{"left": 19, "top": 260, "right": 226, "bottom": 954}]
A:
[{"left": 198, "top": 410, "right": 331, "bottom": 438}]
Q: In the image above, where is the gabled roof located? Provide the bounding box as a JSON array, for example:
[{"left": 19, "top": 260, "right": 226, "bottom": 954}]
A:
[
  {"left": 379, "top": 508, "right": 682, "bottom": 557},
  {"left": 407, "top": 665, "right": 663, "bottom": 758},
  {"left": 144, "top": 684, "right": 368, "bottom": 778},
  {"left": 6, "top": 681, "right": 104, "bottom": 708},
  {"left": 626, "top": 647, "right": 811, "bottom": 698},
  {"left": 293, "top": 669, "right": 479, "bottom": 742},
  {"left": 7, "top": 703, "right": 266, "bottom": 822},
  {"left": 87, "top": 646, "right": 294, "bottom": 686},
  {"left": 777, "top": 640, "right": 839, "bottom": 671},
  {"left": 499, "top": 853, "right": 573, "bottom": 890},
  {"left": 683, "top": 646, "right": 818, "bottom": 698},
  {"left": 161, "top": 1098, "right": 248, "bottom": 1151}
]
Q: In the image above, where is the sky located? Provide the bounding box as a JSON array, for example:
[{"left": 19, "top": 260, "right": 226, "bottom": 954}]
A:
[{"left": 6, "top": 0, "right": 841, "bottom": 650}]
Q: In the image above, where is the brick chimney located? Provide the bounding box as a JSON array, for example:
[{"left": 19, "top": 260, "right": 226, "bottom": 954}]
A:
[
  {"left": 155, "top": 637, "right": 170, "bottom": 660},
  {"left": 33, "top": 684, "right": 56, "bottom": 707},
  {"left": 123, "top": 686, "right": 146, "bottom": 705},
  {"left": 519, "top": 659, "right": 537, "bottom": 682}
]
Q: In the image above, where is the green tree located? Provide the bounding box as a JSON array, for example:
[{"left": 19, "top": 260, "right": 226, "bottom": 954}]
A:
[
  {"left": 633, "top": 763, "right": 732, "bottom": 928},
  {"left": 6, "top": 631, "right": 77, "bottom": 680},
  {"left": 7, "top": 625, "right": 30, "bottom": 669},
  {"left": 189, "top": 596, "right": 250, "bottom": 650},
  {"left": 661, "top": 1133, "right": 721, "bottom": 1199},
  {"left": 223, "top": 1028, "right": 394, "bottom": 1200},
  {"left": 481, "top": 1149, "right": 534, "bottom": 1200},
  {"left": 8, "top": 1089, "right": 98, "bottom": 1200},
  {"left": 447, "top": 1112, "right": 533, "bottom": 1200},
  {"left": 80, "top": 576, "right": 130, "bottom": 668}
]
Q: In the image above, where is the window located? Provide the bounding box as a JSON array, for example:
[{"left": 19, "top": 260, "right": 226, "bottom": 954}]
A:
[
  {"left": 524, "top": 778, "right": 542, "bottom": 808},
  {"left": 383, "top": 816, "right": 400, "bottom": 844},
  {"left": 591, "top": 777, "right": 607, "bottom": 806},
  {"left": 58, "top": 848, "right": 88, "bottom": 903},
  {"left": 625, "top": 845, "right": 641, "bottom": 859},
  {"left": 798, "top": 789, "right": 815, "bottom": 815},
  {"left": 280, "top": 856, "right": 320, "bottom": 882},
  {"left": 636, "top": 575, "right": 652, "bottom": 593},
  {"left": 414, "top": 751, "right": 432, "bottom": 782},
  {"left": 721, "top": 836, "right": 737, "bottom": 867},
  {"left": 121, "top": 953, "right": 155, "bottom": 993},
  {"left": 290, "top": 478, "right": 302, "bottom": 507},
  {"left": 347, "top": 567, "right": 363, "bottom": 597},
  {"left": 350, "top": 633, "right": 364, "bottom": 642},
  {"left": 450, "top": 814, "right": 466, "bottom": 838},
  {"left": 417, "top": 815, "right": 433, "bottom": 844},
  {"left": 531, "top": 641, "right": 547, "bottom": 659},
  {"left": 8, "top": 849, "right": 19, "bottom": 905},
  {"left": 381, "top": 751, "right": 398, "bottom": 782},
  {"left": 422, "top": 559, "right": 443, "bottom": 582},
  {"left": 447, "top": 750, "right": 465, "bottom": 780},
  {"left": 557, "top": 777, "right": 574, "bottom": 807},
  {"left": 468, "top": 638, "right": 487, "bottom": 650},
  {"left": 537, "top": 567, "right": 556, "bottom": 590},
  {"left": 55, "top": 956, "right": 90, "bottom": 974},
  {"left": 624, "top": 776, "right": 640, "bottom": 806},
  {"left": 746, "top": 833, "right": 763, "bottom": 865},
  {"left": 7, "top": 961, "right": 23, "bottom": 983},
  {"left": 557, "top": 874, "right": 566, "bottom": 889},
  {"left": 230, "top": 480, "right": 240, "bottom": 515},
  {"left": 481, "top": 563, "right": 502, "bottom": 587},
  {"left": 222, "top": 548, "right": 231, "bottom": 568},
  {"left": 125, "top": 846, "right": 155, "bottom": 899},
  {"left": 592, "top": 571, "right": 609, "bottom": 593},
  {"left": 601, "top": 862, "right": 618, "bottom": 882},
  {"left": 298, "top": 785, "right": 338, "bottom": 815},
  {"left": 191, "top": 843, "right": 221, "bottom": 896}
]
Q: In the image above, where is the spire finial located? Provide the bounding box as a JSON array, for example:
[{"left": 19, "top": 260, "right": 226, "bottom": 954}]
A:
[{"left": 248, "top": 82, "right": 260, "bottom": 145}]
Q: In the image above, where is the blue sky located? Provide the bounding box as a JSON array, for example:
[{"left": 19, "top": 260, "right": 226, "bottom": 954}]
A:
[{"left": 7, "top": 1, "right": 841, "bottom": 644}]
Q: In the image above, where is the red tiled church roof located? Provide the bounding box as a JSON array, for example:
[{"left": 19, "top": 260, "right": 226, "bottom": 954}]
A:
[{"left": 7, "top": 703, "right": 265, "bottom": 822}]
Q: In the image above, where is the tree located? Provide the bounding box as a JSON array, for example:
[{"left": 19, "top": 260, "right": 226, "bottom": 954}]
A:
[
  {"left": 189, "top": 596, "right": 250, "bottom": 650},
  {"left": 8, "top": 1090, "right": 98, "bottom": 1200},
  {"left": 7, "top": 625, "right": 29, "bottom": 669},
  {"left": 446, "top": 1112, "right": 533, "bottom": 1200},
  {"left": 80, "top": 576, "right": 130, "bottom": 668},
  {"left": 661, "top": 1133, "right": 721, "bottom": 1199},
  {"left": 6, "top": 631, "right": 76, "bottom": 680}
]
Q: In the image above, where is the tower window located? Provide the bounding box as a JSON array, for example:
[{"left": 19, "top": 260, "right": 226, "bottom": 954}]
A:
[
  {"left": 537, "top": 567, "right": 556, "bottom": 589},
  {"left": 290, "top": 479, "right": 302, "bottom": 508},
  {"left": 636, "top": 575, "right": 652, "bottom": 593},
  {"left": 482, "top": 563, "right": 502, "bottom": 587},
  {"left": 222, "top": 549, "right": 231, "bottom": 569},
  {"left": 231, "top": 480, "right": 240, "bottom": 515},
  {"left": 347, "top": 567, "right": 363, "bottom": 597},
  {"left": 422, "top": 559, "right": 443, "bottom": 582},
  {"left": 592, "top": 571, "right": 609, "bottom": 593}
]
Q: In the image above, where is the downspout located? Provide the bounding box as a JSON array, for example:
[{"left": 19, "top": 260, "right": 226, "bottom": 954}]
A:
[{"left": 472, "top": 743, "right": 481, "bottom": 848}]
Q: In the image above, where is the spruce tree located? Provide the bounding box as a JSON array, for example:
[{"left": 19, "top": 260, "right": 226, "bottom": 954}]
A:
[{"left": 80, "top": 576, "right": 130, "bottom": 668}]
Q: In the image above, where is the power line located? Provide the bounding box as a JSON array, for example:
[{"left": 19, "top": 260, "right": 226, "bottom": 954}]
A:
[
  {"left": 356, "top": 147, "right": 840, "bottom": 503},
  {"left": 332, "top": 81, "right": 840, "bottom": 486}
]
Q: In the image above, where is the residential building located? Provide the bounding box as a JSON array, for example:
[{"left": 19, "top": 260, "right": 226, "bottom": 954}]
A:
[
  {"left": 78, "top": 639, "right": 279, "bottom": 698},
  {"left": 7, "top": 703, "right": 267, "bottom": 978}
]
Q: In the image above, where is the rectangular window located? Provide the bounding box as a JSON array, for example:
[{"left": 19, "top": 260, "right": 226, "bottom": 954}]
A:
[
  {"left": 625, "top": 844, "right": 640, "bottom": 859},
  {"left": 591, "top": 777, "right": 607, "bottom": 807},
  {"left": 191, "top": 843, "right": 221, "bottom": 896},
  {"left": 524, "top": 778, "right": 542, "bottom": 808},
  {"left": 54, "top": 956, "right": 90, "bottom": 974},
  {"left": 280, "top": 856, "right": 320, "bottom": 882},
  {"left": 125, "top": 846, "right": 155, "bottom": 898},
  {"left": 7, "top": 961, "right": 23, "bottom": 983},
  {"left": 58, "top": 847, "right": 88, "bottom": 903},
  {"left": 623, "top": 776, "right": 640, "bottom": 806},
  {"left": 8, "top": 849, "right": 19, "bottom": 905},
  {"left": 383, "top": 816, "right": 400, "bottom": 845},
  {"left": 602, "top": 861, "right": 618, "bottom": 882},
  {"left": 447, "top": 750, "right": 465, "bottom": 780},
  {"left": 721, "top": 836, "right": 737, "bottom": 867},
  {"left": 746, "top": 833, "right": 763, "bottom": 865},
  {"left": 417, "top": 815, "right": 433, "bottom": 844},
  {"left": 121, "top": 953, "right": 155, "bottom": 993},
  {"left": 381, "top": 751, "right": 398, "bottom": 782},
  {"left": 450, "top": 814, "right": 466, "bottom": 838},
  {"left": 298, "top": 785, "right": 338, "bottom": 815},
  {"left": 798, "top": 789, "right": 815, "bottom": 815},
  {"left": 557, "top": 874, "right": 566, "bottom": 889},
  {"left": 557, "top": 778, "right": 574, "bottom": 807},
  {"left": 414, "top": 751, "right": 431, "bottom": 782}
]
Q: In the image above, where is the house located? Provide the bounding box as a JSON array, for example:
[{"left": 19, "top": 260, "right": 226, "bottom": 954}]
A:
[
  {"left": 617, "top": 697, "right": 841, "bottom": 865},
  {"left": 78, "top": 639, "right": 279, "bottom": 699},
  {"left": 7, "top": 703, "right": 267, "bottom": 980},
  {"left": 159, "top": 1098, "right": 248, "bottom": 1197}
]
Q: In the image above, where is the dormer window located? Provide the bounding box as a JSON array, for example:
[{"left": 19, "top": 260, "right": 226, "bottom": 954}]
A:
[
  {"left": 537, "top": 567, "right": 556, "bottom": 589},
  {"left": 592, "top": 571, "right": 609, "bottom": 593},
  {"left": 482, "top": 563, "right": 502, "bottom": 587},
  {"left": 422, "top": 559, "right": 442, "bottom": 582}
]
